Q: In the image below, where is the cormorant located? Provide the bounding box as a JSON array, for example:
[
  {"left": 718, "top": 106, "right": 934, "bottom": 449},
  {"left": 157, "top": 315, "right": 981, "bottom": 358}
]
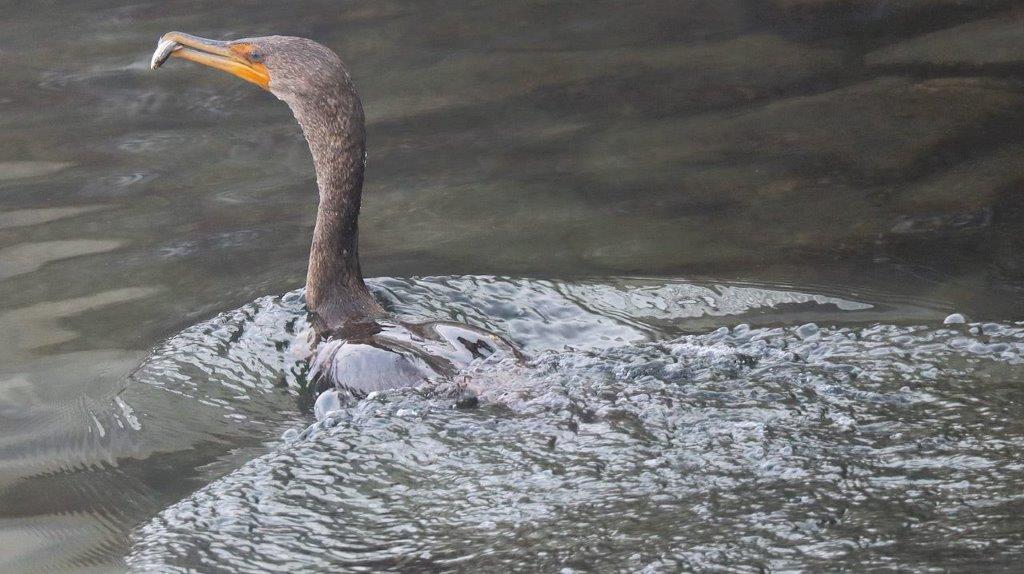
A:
[{"left": 151, "top": 33, "right": 514, "bottom": 398}]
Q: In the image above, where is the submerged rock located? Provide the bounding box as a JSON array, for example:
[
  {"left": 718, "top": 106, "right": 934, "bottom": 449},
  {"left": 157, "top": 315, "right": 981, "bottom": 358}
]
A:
[
  {"left": 772, "top": 0, "right": 993, "bottom": 8},
  {"left": 571, "top": 76, "right": 1024, "bottom": 270},
  {"left": 363, "top": 35, "right": 843, "bottom": 123},
  {"left": 867, "top": 11, "right": 1024, "bottom": 68},
  {"left": 764, "top": 0, "right": 1013, "bottom": 33},
  {"left": 585, "top": 76, "right": 1024, "bottom": 179},
  {"left": 893, "top": 144, "right": 1024, "bottom": 213}
]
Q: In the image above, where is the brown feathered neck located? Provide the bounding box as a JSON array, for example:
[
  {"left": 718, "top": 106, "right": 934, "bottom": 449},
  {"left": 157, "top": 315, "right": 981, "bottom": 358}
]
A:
[{"left": 283, "top": 65, "right": 383, "bottom": 335}]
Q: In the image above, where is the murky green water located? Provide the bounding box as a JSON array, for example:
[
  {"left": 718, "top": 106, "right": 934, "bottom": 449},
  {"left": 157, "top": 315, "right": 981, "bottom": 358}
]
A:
[{"left": 2, "top": 1, "right": 1024, "bottom": 571}]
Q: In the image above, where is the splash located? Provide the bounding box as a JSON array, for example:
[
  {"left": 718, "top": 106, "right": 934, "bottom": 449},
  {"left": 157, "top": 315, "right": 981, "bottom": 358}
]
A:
[{"left": 118, "top": 277, "right": 1024, "bottom": 572}]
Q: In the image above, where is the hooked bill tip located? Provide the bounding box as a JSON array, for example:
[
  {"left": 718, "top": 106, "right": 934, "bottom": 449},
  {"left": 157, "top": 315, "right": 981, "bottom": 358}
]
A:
[{"left": 150, "top": 38, "right": 180, "bottom": 70}]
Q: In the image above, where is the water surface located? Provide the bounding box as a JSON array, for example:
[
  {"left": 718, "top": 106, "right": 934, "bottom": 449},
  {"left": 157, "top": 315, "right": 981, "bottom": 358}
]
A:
[
  {"left": 129, "top": 281, "right": 1024, "bottom": 572},
  {"left": 2, "top": 0, "right": 1024, "bottom": 571}
]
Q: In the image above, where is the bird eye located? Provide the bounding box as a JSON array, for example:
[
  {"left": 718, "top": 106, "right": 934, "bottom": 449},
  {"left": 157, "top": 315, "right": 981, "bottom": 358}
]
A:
[{"left": 250, "top": 51, "right": 264, "bottom": 62}]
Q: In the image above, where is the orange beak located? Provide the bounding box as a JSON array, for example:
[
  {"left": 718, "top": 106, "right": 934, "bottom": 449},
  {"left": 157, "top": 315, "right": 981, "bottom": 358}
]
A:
[{"left": 151, "top": 32, "right": 269, "bottom": 90}]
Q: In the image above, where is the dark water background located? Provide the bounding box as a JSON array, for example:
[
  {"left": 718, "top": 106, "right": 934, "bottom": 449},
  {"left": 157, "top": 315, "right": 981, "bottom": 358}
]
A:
[{"left": 2, "top": 1, "right": 1024, "bottom": 571}]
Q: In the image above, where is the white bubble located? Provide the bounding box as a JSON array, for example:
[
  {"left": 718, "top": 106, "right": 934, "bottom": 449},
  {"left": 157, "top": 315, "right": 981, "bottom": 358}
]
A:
[
  {"left": 943, "top": 313, "right": 966, "bottom": 325},
  {"left": 313, "top": 389, "right": 342, "bottom": 421}
]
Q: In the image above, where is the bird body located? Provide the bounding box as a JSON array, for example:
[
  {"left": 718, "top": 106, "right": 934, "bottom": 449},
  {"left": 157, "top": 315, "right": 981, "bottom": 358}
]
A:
[
  {"left": 151, "top": 33, "right": 513, "bottom": 395},
  {"left": 309, "top": 319, "right": 515, "bottom": 395}
]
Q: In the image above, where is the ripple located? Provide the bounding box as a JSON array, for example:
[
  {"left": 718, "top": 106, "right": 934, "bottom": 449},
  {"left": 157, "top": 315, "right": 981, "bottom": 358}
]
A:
[
  {"left": 0, "top": 240, "right": 123, "bottom": 281},
  {"left": 0, "top": 206, "right": 108, "bottom": 230},
  {"left": 78, "top": 172, "right": 156, "bottom": 197},
  {"left": 98, "top": 276, "right": 1024, "bottom": 572},
  {"left": 0, "top": 287, "right": 161, "bottom": 361},
  {"left": 0, "top": 161, "right": 72, "bottom": 181},
  {"left": 115, "top": 133, "right": 194, "bottom": 154},
  {"left": 128, "top": 316, "right": 1024, "bottom": 572}
]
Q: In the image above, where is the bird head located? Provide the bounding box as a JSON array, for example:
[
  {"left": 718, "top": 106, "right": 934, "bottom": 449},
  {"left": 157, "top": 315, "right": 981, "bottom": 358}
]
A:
[{"left": 150, "top": 32, "right": 351, "bottom": 104}]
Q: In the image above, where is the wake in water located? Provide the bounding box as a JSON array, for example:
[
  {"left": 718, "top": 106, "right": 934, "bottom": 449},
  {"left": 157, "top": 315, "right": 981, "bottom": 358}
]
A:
[
  {"left": 129, "top": 319, "right": 1024, "bottom": 571},
  {"left": 69, "top": 276, "right": 1024, "bottom": 572}
]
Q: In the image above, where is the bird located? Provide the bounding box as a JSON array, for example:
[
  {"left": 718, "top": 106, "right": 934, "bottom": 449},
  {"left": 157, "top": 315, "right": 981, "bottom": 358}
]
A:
[{"left": 151, "top": 33, "right": 515, "bottom": 400}]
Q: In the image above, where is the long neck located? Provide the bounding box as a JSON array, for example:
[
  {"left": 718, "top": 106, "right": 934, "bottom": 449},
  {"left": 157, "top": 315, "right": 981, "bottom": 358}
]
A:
[{"left": 289, "top": 81, "right": 383, "bottom": 333}]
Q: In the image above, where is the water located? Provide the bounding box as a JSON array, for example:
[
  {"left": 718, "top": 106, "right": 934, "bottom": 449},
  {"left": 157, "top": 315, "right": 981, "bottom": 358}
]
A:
[
  {"left": 119, "top": 278, "right": 1024, "bottom": 572},
  {"left": 2, "top": 0, "right": 1024, "bottom": 571},
  {"left": 127, "top": 291, "right": 1024, "bottom": 572}
]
